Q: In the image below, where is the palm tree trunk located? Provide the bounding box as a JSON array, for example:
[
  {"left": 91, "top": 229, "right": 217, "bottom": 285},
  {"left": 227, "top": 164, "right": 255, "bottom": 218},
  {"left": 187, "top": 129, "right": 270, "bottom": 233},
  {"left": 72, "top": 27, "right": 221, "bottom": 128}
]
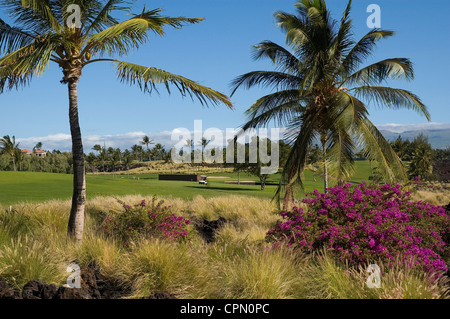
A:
[
  {"left": 282, "top": 170, "right": 295, "bottom": 211},
  {"left": 67, "top": 80, "right": 86, "bottom": 242},
  {"left": 321, "top": 135, "right": 328, "bottom": 193}
]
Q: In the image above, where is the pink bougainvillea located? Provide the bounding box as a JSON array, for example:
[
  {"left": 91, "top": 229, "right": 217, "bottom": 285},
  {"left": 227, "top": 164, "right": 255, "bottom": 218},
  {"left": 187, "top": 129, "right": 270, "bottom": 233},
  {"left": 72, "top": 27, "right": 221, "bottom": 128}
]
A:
[{"left": 267, "top": 182, "right": 450, "bottom": 274}]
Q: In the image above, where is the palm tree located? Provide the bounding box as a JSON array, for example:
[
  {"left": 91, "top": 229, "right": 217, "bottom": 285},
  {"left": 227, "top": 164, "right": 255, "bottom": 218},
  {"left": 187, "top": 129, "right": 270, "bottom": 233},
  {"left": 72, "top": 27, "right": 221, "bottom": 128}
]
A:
[
  {"left": 85, "top": 152, "right": 97, "bottom": 173},
  {"left": 92, "top": 144, "right": 102, "bottom": 154},
  {"left": 0, "top": 135, "right": 19, "bottom": 171},
  {"left": 198, "top": 137, "right": 211, "bottom": 152},
  {"left": 14, "top": 147, "right": 25, "bottom": 171},
  {"left": 0, "top": 1, "right": 231, "bottom": 242},
  {"left": 33, "top": 141, "right": 43, "bottom": 152},
  {"left": 131, "top": 144, "right": 143, "bottom": 162},
  {"left": 184, "top": 139, "right": 194, "bottom": 172},
  {"left": 185, "top": 139, "right": 193, "bottom": 149},
  {"left": 231, "top": 0, "right": 429, "bottom": 209},
  {"left": 98, "top": 147, "right": 108, "bottom": 172},
  {"left": 152, "top": 143, "right": 165, "bottom": 160},
  {"left": 141, "top": 135, "right": 154, "bottom": 160},
  {"left": 122, "top": 149, "right": 133, "bottom": 170}
]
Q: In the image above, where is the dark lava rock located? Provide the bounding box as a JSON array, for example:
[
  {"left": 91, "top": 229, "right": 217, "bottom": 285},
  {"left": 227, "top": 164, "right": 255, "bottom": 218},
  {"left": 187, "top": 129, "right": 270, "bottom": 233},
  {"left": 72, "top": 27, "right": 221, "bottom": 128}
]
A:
[
  {"left": 144, "top": 291, "right": 177, "bottom": 299},
  {"left": 53, "top": 265, "right": 101, "bottom": 299},
  {"left": 22, "top": 280, "right": 57, "bottom": 299},
  {"left": 0, "top": 281, "right": 22, "bottom": 299},
  {"left": 195, "top": 217, "right": 227, "bottom": 243},
  {"left": 1, "top": 263, "right": 129, "bottom": 299}
]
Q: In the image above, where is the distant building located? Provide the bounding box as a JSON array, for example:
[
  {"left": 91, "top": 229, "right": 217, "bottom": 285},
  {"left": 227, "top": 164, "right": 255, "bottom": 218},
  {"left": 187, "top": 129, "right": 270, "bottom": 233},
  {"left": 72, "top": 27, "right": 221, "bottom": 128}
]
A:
[{"left": 21, "top": 149, "right": 47, "bottom": 158}]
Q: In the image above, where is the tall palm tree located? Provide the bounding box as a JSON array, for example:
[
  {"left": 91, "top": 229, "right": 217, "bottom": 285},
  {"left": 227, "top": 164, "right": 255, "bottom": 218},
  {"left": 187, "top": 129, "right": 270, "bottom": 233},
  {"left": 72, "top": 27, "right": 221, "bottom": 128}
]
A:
[
  {"left": 0, "top": 135, "right": 19, "bottom": 171},
  {"left": 85, "top": 152, "right": 96, "bottom": 173},
  {"left": 141, "top": 135, "right": 154, "bottom": 160},
  {"left": 0, "top": 1, "right": 232, "bottom": 242},
  {"left": 231, "top": 0, "right": 429, "bottom": 210},
  {"left": 198, "top": 137, "right": 211, "bottom": 152},
  {"left": 152, "top": 143, "right": 165, "bottom": 160},
  {"left": 131, "top": 144, "right": 143, "bottom": 161},
  {"left": 185, "top": 138, "right": 194, "bottom": 152},
  {"left": 98, "top": 147, "right": 108, "bottom": 172},
  {"left": 92, "top": 144, "right": 102, "bottom": 155},
  {"left": 33, "top": 141, "right": 43, "bottom": 152},
  {"left": 14, "top": 147, "right": 25, "bottom": 171},
  {"left": 122, "top": 148, "right": 132, "bottom": 170}
]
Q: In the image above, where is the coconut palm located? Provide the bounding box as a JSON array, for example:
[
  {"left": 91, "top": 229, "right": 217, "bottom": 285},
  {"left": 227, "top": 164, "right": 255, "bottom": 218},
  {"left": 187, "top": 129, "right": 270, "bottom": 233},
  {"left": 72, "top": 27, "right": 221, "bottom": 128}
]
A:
[
  {"left": 231, "top": 0, "right": 429, "bottom": 209},
  {"left": 0, "top": 135, "right": 19, "bottom": 171},
  {"left": 122, "top": 149, "right": 132, "bottom": 170},
  {"left": 85, "top": 152, "right": 96, "bottom": 173},
  {"left": 92, "top": 144, "right": 102, "bottom": 155},
  {"left": 33, "top": 141, "right": 43, "bottom": 152},
  {"left": 198, "top": 137, "right": 211, "bottom": 152},
  {"left": 152, "top": 143, "right": 165, "bottom": 160},
  {"left": 185, "top": 138, "right": 194, "bottom": 152},
  {"left": 130, "top": 144, "right": 141, "bottom": 161},
  {"left": 0, "top": 1, "right": 232, "bottom": 241},
  {"left": 141, "top": 135, "right": 154, "bottom": 160},
  {"left": 14, "top": 147, "right": 25, "bottom": 171}
]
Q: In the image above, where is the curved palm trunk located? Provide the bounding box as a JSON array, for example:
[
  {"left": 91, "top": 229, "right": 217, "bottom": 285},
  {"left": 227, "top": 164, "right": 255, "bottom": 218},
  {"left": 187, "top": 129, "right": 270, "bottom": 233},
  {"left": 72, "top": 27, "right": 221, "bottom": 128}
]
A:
[
  {"left": 282, "top": 167, "right": 295, "bottom": 211},
  {"left": 321, "top": 135, "right": 328, "bottom": 193},
  {"left": 67, "top": 80, "right": 86, "bottom": 242}
]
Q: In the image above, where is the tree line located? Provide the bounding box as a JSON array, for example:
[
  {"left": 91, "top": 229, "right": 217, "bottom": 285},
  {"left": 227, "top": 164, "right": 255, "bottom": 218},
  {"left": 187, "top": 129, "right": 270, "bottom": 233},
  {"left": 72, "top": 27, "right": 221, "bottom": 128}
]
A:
[{"left": 389, "top": 134, "right": 450, "bottom": 181}]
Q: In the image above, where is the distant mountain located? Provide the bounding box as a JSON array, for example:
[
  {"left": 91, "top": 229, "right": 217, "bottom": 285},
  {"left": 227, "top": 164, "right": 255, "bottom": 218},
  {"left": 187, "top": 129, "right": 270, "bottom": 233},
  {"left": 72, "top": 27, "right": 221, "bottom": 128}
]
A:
[{"left": 380, "top": 128, "right": 450, "bottom": 149}]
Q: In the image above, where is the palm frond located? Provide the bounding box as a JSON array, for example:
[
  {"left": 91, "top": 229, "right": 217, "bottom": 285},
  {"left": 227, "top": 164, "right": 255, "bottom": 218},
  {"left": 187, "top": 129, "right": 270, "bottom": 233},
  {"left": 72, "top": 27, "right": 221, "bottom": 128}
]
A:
[
  {"left": 252, "top": 40, "right": 303, "bottom": 74},
  {"left": 344, "top": 58, "right": 413, "bottom": 87},
  {"left": 274, "top": 111, "right": 319, "bottom": 201},
  {"left": 341, "top": 29, "right": 395, "bottom": 75},
  {"left": 326, "top": 107, "right": 356, "bottom": 184},
  {"left": 0, "top": 0, "right": 62, "bottom": 33},
  {"left": 82, "top": 0, "right": 128, "bottom": 35},
  {"left": 351, "top": 86, "right": 430, "bottom": 120},
  {"left": 84, "top": 8, "right": 202, "bottom": 56},
  {"left": 329, "top": 0, "right": 353, "bottom": 64},
  {"left": 0, "top": 18, "right": 35, "bottom": 54},
  {"left": 355, "top": 117, "right": 407, "bottom": 183},
  {"left": 115, "top": 60, "right": 232, "bottom": 108},
  {"left": 230, "top": 71, "right": 302, "bottom": 96},
  {"left": 274, "top": 11, "right": 312, "bottom": 51},
  {"left": 0, "top": 32, "right": 61, "bottom": 91},
  {"left": 244, "top": 89, "right": 307, "bottom": 125}
]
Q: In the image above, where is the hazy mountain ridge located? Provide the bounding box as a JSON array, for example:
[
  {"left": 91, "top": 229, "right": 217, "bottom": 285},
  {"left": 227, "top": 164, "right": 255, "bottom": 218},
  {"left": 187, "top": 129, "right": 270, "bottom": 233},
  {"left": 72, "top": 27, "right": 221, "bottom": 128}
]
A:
[{"left": 380, "top": 128, "right": 450, "bottom": 149}]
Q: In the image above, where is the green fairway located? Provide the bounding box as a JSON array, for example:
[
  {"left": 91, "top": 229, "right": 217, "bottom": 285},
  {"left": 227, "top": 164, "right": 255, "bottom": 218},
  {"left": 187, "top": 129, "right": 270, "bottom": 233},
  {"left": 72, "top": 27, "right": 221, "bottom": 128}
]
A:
[{"left": 0, "top": 160, "right": 373, "bottom": 206}]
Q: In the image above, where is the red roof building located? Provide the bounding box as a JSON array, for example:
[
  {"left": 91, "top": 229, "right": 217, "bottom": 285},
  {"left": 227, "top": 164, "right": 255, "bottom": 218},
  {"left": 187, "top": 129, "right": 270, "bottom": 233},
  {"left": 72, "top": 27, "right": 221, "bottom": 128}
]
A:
[{"left": 21, "top": 149, "right": 47, "bottom": 158}]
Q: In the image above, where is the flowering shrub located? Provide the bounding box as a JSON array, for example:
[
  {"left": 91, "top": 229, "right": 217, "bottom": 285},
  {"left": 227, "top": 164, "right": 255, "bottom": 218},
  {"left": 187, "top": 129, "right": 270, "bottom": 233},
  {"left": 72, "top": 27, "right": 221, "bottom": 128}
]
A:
[
  {"left": 103, "top": 197, "right": 190, "bottom": 245},
  {"left": 267, "top": 183, "right": 450, "bottom": 274}
]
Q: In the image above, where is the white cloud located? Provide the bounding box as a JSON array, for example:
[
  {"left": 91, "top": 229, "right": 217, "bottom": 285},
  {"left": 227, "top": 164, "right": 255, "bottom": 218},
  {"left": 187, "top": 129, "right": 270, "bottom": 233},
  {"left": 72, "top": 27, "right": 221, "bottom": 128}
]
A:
[
  {"left": 17, "top": 123, "right": 449, "bottom": 152},
  {"left": 15, "top": 128, "right": 285, "bottom": 152},
  {"left": 375, "top": 122, "right": 450, "bottom": 133}
]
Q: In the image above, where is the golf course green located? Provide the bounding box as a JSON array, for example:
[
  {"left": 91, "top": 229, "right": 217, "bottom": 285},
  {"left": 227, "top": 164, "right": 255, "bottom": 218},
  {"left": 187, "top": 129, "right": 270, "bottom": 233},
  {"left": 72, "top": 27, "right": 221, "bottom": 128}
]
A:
[{"left": 0, "top": 160, "right": 373, "bottom": 206}]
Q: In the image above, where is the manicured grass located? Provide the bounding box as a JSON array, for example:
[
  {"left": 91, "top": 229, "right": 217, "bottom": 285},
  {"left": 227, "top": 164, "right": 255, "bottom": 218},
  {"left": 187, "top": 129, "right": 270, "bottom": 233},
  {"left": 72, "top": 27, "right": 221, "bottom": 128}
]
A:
[{"left": 0, "top": 160, "right": 373, "bottom": 206}]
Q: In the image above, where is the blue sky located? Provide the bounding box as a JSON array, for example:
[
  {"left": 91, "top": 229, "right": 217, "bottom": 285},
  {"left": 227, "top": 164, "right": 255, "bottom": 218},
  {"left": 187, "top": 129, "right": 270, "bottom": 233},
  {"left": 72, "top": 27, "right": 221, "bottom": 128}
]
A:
[{"left": 0, "top": 0, "right": 449, "bottom": 151}]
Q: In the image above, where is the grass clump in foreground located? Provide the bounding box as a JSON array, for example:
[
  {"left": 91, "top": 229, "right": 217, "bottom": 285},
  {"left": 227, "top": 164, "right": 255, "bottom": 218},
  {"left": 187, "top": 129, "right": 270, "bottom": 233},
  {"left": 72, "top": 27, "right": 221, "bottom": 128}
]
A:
[{"left": 0, "top": 193, "right": 449, "bottom": 299}]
